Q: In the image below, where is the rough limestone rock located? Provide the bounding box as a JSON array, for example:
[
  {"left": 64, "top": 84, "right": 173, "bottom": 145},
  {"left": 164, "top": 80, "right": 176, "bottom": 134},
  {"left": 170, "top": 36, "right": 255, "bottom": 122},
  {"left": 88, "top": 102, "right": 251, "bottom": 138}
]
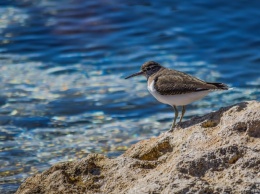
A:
[{"left": 16, "top": 101, "right": 260, "bottom": 194}]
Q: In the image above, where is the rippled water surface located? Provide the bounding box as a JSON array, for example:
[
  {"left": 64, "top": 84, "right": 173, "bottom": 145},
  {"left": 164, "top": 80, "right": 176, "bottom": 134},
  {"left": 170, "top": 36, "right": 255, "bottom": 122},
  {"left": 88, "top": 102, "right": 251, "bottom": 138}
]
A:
[{"left": 0, "top": 0, "right": 260, "bottom": 193}]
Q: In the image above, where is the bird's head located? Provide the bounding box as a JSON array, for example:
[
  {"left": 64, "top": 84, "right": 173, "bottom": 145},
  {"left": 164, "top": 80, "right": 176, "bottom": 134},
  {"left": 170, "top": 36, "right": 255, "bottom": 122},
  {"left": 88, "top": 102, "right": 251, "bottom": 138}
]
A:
[{"left": 125, "top": 61, "right": 162, "bottom": 79}]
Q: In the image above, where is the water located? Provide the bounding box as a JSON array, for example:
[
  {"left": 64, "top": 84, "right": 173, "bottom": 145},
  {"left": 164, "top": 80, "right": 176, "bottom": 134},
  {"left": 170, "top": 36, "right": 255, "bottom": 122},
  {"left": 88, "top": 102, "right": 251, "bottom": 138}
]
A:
[{"left": 0, "top": 0, "right": 259, "bottom": 193}]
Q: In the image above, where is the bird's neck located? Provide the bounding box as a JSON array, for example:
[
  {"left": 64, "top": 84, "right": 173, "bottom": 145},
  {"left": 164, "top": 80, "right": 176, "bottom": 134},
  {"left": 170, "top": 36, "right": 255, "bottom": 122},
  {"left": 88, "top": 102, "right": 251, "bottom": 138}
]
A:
[{"left": 146, "top": 67, "right": 164, "bottom": 80}]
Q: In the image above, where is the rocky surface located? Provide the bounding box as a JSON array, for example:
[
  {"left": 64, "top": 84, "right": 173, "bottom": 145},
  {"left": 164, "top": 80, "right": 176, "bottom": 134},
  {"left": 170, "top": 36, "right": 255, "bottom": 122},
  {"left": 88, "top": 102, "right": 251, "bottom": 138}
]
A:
[{"left": 16, "top": 101, "right": 260, "bottom": 194}]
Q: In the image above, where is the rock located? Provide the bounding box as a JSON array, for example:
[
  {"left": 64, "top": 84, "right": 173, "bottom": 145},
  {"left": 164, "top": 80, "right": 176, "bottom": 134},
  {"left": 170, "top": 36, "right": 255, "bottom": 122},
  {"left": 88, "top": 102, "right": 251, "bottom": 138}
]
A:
[{"left": 16, "top": 101, "right": 260, "bottom": 194}]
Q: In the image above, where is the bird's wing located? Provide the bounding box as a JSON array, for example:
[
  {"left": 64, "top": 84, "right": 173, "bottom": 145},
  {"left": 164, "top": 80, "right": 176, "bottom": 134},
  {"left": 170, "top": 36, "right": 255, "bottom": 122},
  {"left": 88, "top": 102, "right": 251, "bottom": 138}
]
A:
[{"left": 153, "top": 69, "right": 220, "bottom": 95}]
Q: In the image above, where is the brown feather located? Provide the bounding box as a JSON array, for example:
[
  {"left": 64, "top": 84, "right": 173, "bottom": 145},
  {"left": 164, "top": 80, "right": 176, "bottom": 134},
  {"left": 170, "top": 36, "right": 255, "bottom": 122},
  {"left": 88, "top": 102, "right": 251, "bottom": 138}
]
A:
[{"left": 151, "top": 68, "right": 227, "bottom": 95}]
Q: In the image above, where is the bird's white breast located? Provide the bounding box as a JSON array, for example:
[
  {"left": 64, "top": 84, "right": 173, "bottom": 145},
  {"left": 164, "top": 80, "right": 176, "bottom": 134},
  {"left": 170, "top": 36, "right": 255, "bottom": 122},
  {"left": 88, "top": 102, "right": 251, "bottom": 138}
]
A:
[{"left": 147, "top": 80, "right": 210, "bottom": 106}]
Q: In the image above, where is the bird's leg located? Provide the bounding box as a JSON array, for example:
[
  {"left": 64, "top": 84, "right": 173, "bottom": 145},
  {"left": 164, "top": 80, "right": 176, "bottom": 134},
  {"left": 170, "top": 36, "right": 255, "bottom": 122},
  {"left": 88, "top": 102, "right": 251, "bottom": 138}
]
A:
[
  {"left": 169, "top": 105, "right": 178, "bottom": 132},
  {"left": 179, "top": 106, "right": 186, "bottom": 124}
]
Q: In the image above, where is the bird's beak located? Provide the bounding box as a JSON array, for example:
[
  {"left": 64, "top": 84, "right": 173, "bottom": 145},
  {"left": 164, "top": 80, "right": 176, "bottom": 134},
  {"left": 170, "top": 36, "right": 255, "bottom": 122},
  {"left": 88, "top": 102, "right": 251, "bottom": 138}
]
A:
[{"left": 125, "top": 71, "right": 144, "bottom": 79}]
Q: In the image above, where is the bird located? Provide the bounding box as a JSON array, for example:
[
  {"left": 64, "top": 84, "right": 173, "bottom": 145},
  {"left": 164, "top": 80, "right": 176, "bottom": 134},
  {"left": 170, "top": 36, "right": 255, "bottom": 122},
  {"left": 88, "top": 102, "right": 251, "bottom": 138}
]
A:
[{"left": 125, "top": 61, "right": 229, "bottom": 132}]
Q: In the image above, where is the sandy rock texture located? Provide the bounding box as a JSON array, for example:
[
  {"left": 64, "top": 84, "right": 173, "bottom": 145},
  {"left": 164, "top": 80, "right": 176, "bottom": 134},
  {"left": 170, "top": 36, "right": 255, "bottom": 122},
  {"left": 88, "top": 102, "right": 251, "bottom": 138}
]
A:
[{"left": 16, "top": 101, "right": 260, "bottom": 194}]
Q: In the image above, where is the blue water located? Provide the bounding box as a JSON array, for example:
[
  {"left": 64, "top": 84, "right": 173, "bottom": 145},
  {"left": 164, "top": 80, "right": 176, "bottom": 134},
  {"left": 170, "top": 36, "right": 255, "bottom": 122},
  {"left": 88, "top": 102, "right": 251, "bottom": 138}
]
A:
[{"left": 0, "top": 0, "right": 259, "bottom": 193}]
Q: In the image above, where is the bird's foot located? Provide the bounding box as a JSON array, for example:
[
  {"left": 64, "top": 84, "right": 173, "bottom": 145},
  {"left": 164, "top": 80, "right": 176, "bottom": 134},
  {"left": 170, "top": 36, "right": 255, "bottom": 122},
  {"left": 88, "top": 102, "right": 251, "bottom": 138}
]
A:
[
  {"left": 168, "top": 122, "right": 182, "bottom": 133},
  {"left": 168, "top": 124, "right": 176, "bottom": 133}
]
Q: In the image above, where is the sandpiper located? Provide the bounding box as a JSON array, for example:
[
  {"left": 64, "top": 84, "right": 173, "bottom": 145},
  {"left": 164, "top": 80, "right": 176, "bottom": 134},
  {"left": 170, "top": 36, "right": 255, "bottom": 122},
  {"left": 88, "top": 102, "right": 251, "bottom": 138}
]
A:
[{"left": 125, "top": 61, "right": 229, "bottom": 131}]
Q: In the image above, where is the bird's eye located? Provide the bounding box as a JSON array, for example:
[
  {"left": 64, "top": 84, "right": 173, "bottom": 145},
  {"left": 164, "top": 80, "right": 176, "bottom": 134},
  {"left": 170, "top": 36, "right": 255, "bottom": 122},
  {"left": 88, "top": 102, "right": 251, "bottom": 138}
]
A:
[{"left": 147, "top": 67, "right": 151, "bottom": 71}]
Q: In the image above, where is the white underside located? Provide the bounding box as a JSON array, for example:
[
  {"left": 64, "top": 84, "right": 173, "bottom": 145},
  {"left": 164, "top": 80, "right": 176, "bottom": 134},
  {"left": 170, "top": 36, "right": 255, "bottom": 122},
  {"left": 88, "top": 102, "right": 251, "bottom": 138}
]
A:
[{"left": 147, "top": 80, "right": 211, "bottom": 106}]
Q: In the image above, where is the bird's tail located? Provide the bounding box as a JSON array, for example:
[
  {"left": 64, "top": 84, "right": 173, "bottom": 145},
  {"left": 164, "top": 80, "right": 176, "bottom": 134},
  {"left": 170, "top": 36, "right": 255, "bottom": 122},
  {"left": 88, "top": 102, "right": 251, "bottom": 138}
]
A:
[{"left": 207, "top": 82, "right": 229, "bottom": 90}]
